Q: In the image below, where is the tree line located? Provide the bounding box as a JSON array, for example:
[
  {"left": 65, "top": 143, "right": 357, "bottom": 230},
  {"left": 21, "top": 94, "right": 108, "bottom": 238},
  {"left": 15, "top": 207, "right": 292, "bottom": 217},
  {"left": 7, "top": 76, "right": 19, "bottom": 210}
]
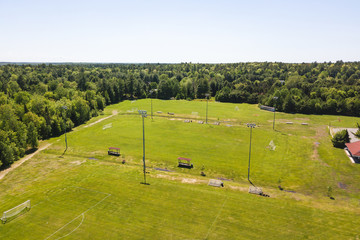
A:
[{"left": 1, "top": 61, "right": 360, "bottom": 167}]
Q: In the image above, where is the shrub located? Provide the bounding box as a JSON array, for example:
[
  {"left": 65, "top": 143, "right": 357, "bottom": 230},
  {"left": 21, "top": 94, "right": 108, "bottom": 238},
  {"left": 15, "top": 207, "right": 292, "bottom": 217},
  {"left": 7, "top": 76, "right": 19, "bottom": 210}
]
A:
[
  {"left": 331, "top": 129, "right": 350, "bottom": 148},
  {"left": 353, "top": 123, "right": 360, "bottom": 138}
]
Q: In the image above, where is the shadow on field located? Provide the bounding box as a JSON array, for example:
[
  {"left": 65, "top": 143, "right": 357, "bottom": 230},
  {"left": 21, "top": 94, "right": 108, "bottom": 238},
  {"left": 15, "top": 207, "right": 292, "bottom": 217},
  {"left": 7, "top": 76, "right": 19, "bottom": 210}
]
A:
[
  {"left": 274, "top": 129, "right": 287, "bottom": 135},
  {"left": 25, "top": 148, "right": 38, "bottom": 155},
  {"left": 0, "top": 164, "right": 11, "bottom": 171},
  {"left": 248, "top": 179, "right": 255, "bottom": 187}
]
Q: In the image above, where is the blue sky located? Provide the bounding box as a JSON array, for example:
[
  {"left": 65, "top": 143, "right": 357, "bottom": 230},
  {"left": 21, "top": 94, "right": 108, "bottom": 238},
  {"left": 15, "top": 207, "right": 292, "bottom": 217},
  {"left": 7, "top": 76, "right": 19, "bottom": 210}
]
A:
[{"left": 1, "top": 0, "right": 359, "bottom": 63}]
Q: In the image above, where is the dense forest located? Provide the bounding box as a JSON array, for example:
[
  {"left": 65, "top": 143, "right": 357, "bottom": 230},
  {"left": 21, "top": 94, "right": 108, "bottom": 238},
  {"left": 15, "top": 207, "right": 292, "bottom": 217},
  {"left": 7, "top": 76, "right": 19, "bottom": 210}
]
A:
[{"left": 1, "top": 61, "right": 360, "bottom": 167}]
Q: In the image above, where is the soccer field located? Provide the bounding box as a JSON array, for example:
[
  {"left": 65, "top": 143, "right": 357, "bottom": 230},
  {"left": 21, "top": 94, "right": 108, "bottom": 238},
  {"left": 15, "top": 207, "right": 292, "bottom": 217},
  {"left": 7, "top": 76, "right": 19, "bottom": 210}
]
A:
[{"left": 1, "top": 100, "right": 360, "bottom": 239}]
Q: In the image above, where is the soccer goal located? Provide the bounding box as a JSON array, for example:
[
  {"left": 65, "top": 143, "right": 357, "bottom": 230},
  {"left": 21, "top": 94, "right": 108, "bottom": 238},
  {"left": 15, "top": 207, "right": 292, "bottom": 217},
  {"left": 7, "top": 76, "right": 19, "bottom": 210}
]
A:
[
  {"left": 267, "top": 140, "right": 276, "bottom": 151},
  {"left": 1, "top": 200, "right": 31, "bottom": 223}
]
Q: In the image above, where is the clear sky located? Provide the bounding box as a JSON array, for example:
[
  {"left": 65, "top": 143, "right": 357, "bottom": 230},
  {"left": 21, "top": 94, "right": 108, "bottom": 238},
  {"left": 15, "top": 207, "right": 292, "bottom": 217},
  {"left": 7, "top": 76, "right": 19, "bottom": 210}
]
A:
[{"left": 1, "top": 0, "right": 360, "bottom": 63}]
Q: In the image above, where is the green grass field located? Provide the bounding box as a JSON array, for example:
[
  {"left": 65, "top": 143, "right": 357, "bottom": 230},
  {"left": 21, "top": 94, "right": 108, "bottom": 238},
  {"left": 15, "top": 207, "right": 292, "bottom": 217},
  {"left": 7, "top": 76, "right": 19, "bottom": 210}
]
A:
[{"left": 1, "top": 99, "right": 360, "bottom": 239}]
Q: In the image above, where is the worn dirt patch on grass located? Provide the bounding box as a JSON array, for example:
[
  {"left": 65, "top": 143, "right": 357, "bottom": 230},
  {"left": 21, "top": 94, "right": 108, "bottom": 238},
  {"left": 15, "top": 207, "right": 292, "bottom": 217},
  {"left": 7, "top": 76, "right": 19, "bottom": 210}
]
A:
[
  {"left": 84, "top": 110, "right": 118, "bottom": 128},
  {"left": 0, "top": 143, "right": 53, "bottom": 180},
  {"left": 228, "top": 185, "right": 248, "bottom": 192},
  {"left": 294, "top": 118, "right": 310, "bottom": 121},
  {"left": 311, "top": 142, "right": 329, "bottom": 167},
  {"left": 181, "top": 178, "right": 198, "bottom": 184},
  {"left": 71, "top": 160, "right": 86, "bottom": 165},
  {"left": 155, "top": 173, "right": 207, "bottom": 184},
  {"left": 338, "top": 182, "right": 347, "bottom": 189}
]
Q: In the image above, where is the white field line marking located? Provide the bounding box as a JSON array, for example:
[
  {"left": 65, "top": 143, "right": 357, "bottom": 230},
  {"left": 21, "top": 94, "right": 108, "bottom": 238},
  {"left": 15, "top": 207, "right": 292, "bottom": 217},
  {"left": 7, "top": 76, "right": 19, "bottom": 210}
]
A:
[
  {"left": 72, "top": 186, "right": 111, "bottom": 196},
  {"left": 33, "top": 187, "right": 109, "bottom": 213},
  {"left": 55, "top": 213, "right": 85, "bottom": 240},
  {"left": 32, "top": 201, "right": 44, "bottom": 208},
  {"left": 204, "top": 195, "right": 229, "bottom": 240},
  {"left": 44, "top": 193, "right": 111, "bottom": 240}
]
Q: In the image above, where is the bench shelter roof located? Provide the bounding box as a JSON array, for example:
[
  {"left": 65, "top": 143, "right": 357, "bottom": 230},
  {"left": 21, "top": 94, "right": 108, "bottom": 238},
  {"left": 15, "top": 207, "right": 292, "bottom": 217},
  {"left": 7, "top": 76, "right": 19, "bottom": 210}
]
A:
[
  {"left": 109, "top": 147, "right": 120, "bottom": 150},
  {"left": 346, "top": 141, "right": 360, "bottom": 157},
  {"left": 178, "top": 157, "right": 191, "bottom": 162}
]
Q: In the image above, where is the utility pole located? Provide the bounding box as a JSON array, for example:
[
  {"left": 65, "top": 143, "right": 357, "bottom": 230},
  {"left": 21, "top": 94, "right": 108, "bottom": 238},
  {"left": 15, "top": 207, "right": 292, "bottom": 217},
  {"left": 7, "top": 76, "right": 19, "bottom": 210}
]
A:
[
  {"left": 62, "top": 106, "right": 68, "bottom": 155},
  {"left": 149, "top": 89, "right": 157, "bottom": 120},
  {"left": 273, "top": 97, "right": 278, "bottom": 130},
  {"left": 247, "top": 123, "right": 256, "bottom": 182},
  {"left": 138, "top": 110, "right": 149, "bottom": 185},
  {"left": 205, "top": 93, "right": 210, "bottom": 124}
]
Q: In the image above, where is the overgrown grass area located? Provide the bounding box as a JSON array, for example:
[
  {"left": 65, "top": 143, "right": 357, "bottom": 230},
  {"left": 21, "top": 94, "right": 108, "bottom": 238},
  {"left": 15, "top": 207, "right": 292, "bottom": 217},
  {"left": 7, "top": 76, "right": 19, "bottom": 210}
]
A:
[{"left": 1, "top": 99, "right": 360, "bottom": 239}]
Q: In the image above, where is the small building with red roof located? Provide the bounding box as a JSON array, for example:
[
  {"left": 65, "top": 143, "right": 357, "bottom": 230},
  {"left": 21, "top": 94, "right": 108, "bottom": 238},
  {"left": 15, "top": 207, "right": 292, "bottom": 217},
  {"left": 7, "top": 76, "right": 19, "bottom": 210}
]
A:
[{"left": 345, "top": 141, "right": 360, "bottom": 162}]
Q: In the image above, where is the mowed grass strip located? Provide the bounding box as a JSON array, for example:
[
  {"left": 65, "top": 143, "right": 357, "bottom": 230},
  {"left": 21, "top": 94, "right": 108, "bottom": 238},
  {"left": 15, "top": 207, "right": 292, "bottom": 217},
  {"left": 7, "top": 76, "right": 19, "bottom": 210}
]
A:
[
  {"left": 52, "top": 103, "right": 358, "bottom": 197},
  {"left": 0, "top": 156, "right": 360, "bottom": 239},
  {"left": 1, "top": 100, "right": 360, "bottom": 239}
]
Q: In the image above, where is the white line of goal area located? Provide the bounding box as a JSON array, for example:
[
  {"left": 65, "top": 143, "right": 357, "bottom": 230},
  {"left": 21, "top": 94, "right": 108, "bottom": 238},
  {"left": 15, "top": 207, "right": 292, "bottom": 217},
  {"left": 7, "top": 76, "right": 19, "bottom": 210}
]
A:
[
  {"left": 44, "top": 187, "right": 111, "bottom": 240},
  {"left": 204, "top": 195, "right": 229, "bottom": 239}
]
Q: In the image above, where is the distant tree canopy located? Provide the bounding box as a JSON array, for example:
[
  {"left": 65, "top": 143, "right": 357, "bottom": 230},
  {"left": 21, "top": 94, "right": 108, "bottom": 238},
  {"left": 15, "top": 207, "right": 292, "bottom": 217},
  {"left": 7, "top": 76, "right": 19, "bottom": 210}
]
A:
[{"left": 1, "top": 61, "right": 360, "bottom": 166}]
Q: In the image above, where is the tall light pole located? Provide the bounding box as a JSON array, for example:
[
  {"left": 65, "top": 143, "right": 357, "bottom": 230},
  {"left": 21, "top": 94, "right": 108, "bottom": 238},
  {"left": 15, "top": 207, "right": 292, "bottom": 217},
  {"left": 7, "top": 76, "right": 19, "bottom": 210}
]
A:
[
  {"left": 149, "top": 89, "right": 157, "bottom": 120},
  {"left": 247, "top": 123, "right": 256, "bottom": 183},
  {"left": 205, "top": 93, "right": 210, "bottom": 124},
  {"left": 62, "top": 106, "right": 68, "bottom": 155},
  {"left": 138, "top": 110, "right": 149, "bottom": 185},
  {"left": 273, "top": 97, "right": 278, "bottom": 130}
]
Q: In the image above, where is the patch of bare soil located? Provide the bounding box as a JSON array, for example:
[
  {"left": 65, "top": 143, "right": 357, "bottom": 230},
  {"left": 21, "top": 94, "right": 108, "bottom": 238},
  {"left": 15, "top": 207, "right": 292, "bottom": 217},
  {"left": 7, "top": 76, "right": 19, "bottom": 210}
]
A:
[
  {"left": 181, "top": 178, "right": 198, "bottom": 184},
  {"left": 228, "top": 185, "right": 248, "bottom": 192},
  {"left": 155, "top": 173, "right": 207, "bottom": 184},
  {"left": 311, "top": 142, "right": 329, "bottom": 167},
  {"left": 276, "top": 119, "right": 294, "bottom": 123},
  {"left": 70, "top": 160, "right": 86, "bottom": 165},
  {"left": 315, "top": 127, "right": 328, "bottom": 139},
  {"left": 84, "top": 110, "right": 118, "bottom": 128},
  {"left": 338, "top": 182, "right": 347, "bottom": 189}
]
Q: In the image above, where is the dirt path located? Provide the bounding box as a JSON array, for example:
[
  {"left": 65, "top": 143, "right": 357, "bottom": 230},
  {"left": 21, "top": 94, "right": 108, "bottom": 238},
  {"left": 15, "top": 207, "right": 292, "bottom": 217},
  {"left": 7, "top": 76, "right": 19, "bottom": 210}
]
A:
[
  {"left": 0, "top": 143, "right": 52, "bottom": 180},
  {"left": 84, "top": 110, "right": 117, "bottom": 128},
  {"left": 0, "top": 110, "right": 118, "bottom": 181}
]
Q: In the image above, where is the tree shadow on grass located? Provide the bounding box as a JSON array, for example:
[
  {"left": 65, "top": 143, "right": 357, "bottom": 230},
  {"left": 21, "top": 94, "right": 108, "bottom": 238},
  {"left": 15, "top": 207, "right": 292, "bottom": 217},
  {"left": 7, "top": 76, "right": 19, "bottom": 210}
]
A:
[
  {"left": 25, "top": 148, "right": 38, "bottom": 155},
  {"left": 0, "top": 164, "right": 11, "bottom": 171},
  {"left": 0, "top": 147, "right": 39, "bottom": 171}
]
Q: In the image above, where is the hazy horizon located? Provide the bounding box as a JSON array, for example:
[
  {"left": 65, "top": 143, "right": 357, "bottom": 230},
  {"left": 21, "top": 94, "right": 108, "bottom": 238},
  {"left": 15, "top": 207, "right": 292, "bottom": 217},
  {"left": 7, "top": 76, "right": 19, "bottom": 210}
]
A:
[{"left": 1, "top": 0, "right": 360, "bottom": 63}]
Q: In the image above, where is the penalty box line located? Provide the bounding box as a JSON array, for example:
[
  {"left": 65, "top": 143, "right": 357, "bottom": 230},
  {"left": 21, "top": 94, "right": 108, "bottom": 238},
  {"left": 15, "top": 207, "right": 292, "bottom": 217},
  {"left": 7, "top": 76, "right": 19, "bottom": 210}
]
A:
[
  {"left": 44, "top": 187, "right": 111, "bottom": 240},
  {"left": 204, "top": 195, "right": 229, "bottom": 240}
]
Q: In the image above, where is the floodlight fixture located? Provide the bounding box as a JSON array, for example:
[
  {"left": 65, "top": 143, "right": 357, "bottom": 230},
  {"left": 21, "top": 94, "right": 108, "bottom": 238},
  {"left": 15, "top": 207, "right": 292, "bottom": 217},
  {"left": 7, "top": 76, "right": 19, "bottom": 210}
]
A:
[
  {"left": 246, "top": 123, "right": 256, "bottom": 183},
  {"left": 138, "top": 110, "right": 147, "bottom": 117},
  {"left": 138, "top": 110, "right": 148, "bottom": 185}
]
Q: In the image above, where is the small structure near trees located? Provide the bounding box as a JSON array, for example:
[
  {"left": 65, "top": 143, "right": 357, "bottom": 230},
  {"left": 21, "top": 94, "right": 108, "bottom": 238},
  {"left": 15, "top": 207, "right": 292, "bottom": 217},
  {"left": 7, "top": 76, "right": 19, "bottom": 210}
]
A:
[
  {"left": 345, "top": 141, "right": 360, "bottom": 162},
  {"left": 177, "top": 157, "right": 193, "bottom": 169},
  {"left": 108, "top": 147, "right": 120, "bottom": 156},
  {"left": 259, "top": 105, "right": 275, "bottom": 112}
]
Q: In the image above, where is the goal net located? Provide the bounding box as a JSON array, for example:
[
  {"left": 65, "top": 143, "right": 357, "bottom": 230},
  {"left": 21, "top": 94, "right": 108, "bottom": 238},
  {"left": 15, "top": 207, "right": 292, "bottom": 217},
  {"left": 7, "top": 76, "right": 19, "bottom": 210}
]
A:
[
  {"left": 267, "top": 140, "right": 276, "bottom": 151},
  {"left": 1, "top": 200, "right": 30, "bottom": 223}
]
